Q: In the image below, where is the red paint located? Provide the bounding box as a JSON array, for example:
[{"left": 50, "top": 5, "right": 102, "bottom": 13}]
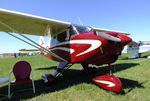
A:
[
  {"left": 70, "top": 33, "right": 104, "bottom": 63},
  {"left": 118, "top": 34, "right": 132, "bottom": 46},
  {"left": 92, "top": 75, "right": 122, "bottom": 93},
  {"left": 50, "top": 31, "right": 132, "bottom": 65}
]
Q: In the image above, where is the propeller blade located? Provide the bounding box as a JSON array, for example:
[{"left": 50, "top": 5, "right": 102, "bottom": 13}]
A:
[{"left": 97, "top": 32, "right": 121, "bottom": 42}]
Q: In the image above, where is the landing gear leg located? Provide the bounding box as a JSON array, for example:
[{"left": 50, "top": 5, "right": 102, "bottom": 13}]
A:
[
  {"left": 81, "top": 63, "right": 98, "bottom": 75},
  {"left": 41, "top": 62, "right": 72, "bottom": 84},
  {"left": 108, "top": 64, "right": 112, "bottom": 75}
]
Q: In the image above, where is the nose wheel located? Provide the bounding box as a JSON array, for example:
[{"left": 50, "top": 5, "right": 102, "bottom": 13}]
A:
[
  {"left": 92, "top": 75, "right": 123, "bottom": 93},
  {"left": 92, "top": 64, "right": 123, "bottom": 94}
]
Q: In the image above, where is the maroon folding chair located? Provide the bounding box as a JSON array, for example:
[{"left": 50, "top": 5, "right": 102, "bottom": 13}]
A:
[{"left": 8, "top": 61, "right": 35, "bottom": 99}]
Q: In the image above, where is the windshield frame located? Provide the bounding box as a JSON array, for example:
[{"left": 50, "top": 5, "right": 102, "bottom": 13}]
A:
[{"left": 72, "top": 24, "right": 93, "bottom": 34}]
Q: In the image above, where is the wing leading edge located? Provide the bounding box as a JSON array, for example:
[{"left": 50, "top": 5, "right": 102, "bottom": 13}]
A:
[
  {"left": 0, "top": 8, "right": 70, "bottom": 36},
  {"left": 93, "top": 27, "right": 130, "bottom": 35},
  {"left": 0, "top": 8, "right": 130, "bottom": 36}
]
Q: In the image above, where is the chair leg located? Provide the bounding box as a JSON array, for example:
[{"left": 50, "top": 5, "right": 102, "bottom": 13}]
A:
[
  {"left": 32, "top": 79, "right": 35, "bottom": 94},
  {"left": 8, "top": 82, "right": 11, "bottom": 99}
]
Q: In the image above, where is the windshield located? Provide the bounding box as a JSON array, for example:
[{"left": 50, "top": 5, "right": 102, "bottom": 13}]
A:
[
  {"left": 69, "top": 25, "right": 93, "bottom": 38},
  {"left": 74, "top": 25, "right": 92, "bottom": 33}
]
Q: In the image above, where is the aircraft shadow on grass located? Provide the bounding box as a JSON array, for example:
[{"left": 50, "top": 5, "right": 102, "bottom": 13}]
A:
[
  {"left": 35, "top": 66, "right": 56, "bottom": 70},
  {"left": 0, "top": 63, "right": 146, "bottom": 100}
]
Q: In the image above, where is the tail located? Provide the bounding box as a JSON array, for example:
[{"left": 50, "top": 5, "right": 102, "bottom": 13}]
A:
[
  {"left": 39, "top": 36, "right": 60, "bottom": 61},
  {"left": 39, "top": 36, "right": 45, "bottom": 46},
  {"left": 39, "top": 36, "right": 51, "bottom": 48}
]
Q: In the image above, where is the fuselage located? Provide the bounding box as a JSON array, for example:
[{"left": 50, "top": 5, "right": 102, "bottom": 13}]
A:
[{"left": 45, "top": 25, "right": 132, "bottom": 66}]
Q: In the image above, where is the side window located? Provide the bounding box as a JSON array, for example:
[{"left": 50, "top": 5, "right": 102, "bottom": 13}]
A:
[{"left": 57, "top": 30, "right": 69, "bottom": 42}]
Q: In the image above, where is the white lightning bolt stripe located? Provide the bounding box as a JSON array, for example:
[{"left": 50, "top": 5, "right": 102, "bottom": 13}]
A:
[
  {"left": 94, "top": 80, "right": 115, "bottom": 87},
  {"left": 51, "top": 47, "right": 75, "bottom": 54},
  {"left": 71, "top": 40, "right": 101, "bottom": 56},
  {"left": 51, "top": 39, "right": 102, "bottom": 57}
]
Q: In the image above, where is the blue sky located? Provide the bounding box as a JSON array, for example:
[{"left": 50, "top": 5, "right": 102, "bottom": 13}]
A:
[{"left": 0, "top": 0, "right": 150, "bottom": 53}]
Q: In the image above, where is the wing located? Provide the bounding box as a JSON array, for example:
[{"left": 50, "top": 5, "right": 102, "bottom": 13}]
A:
[
  {"left": 0, "top": 8, "right": 71, "bottom": 36},
  {"left": 0, "top": 8, "right": 130, "bottom": 36},
  {"left": 93, "top": 27, "right": 130, "bottom": 35}
]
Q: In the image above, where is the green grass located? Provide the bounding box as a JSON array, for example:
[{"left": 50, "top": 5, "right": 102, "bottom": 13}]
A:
[{"left": 0, "top": 54, "right": 150, "bottom": 101}]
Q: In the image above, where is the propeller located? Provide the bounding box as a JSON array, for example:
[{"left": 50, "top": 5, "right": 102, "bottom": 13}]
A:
[{"left": 97, "top": 32, "right": 121, "bottom": 42}]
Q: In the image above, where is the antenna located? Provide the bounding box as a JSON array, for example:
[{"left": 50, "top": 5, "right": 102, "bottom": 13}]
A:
[{"left": 77, "top": 17, "right": 83, "bottom": 25}]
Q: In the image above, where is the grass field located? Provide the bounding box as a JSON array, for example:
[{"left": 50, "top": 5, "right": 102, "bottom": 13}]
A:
[{"left": 0, "top": 53, "right": 150, "bottom": 101}]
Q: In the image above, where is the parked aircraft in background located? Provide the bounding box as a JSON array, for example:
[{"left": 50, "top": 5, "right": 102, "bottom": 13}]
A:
[{"left": 122, "top": 41, "right": 150, "bottom": 58}]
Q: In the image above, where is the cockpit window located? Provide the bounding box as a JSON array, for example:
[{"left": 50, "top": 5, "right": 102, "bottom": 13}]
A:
[
  {"left": 73, "top": 24, "right": 92, "bottom": 33},
  {"left": 57, "top": 31, "right": 67, "bottom": 42},
  {"left": 69, "top": 24, "right": 93, "bottom": 38}
]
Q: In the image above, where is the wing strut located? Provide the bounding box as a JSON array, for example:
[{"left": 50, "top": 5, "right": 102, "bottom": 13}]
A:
[{"left": 0, "top": 21, "right": 67, "bottom": 62}]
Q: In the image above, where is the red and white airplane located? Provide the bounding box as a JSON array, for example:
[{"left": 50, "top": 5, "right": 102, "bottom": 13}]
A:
[{"left": 0, "top": 8, "right": 132, "bottom": 93}]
